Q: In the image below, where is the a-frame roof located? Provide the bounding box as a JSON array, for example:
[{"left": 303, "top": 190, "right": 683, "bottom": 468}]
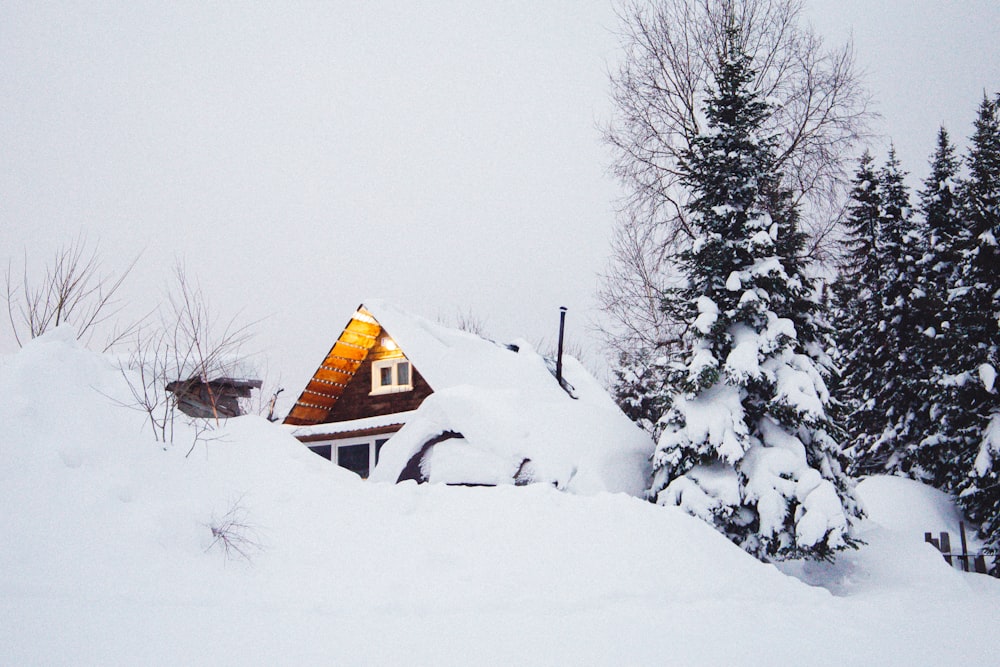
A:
[{"left": 283, "top": 306, "right": 384, "bottom": 426}]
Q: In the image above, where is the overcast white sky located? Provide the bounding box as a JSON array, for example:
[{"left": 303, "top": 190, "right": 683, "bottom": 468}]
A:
[{"left": 2, "top": 1, "right": 998, "bottom": 412}]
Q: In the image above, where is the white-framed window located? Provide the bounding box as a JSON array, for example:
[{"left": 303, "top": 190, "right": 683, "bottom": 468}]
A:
[
  {"left": 308, "top": 436, "right": 390, "bottom": 479},
  {"left": 370, "top": 358, "right": 412, "bottom": 395}
]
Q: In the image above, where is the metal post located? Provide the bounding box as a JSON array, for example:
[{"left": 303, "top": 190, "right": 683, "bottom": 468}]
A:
[{"left": 556, "top": 307, "right": 567, "bottom": 386}]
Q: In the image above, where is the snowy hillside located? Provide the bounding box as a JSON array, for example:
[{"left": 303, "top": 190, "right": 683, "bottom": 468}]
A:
[{"left": 2, "top": 329, "right": 999, "bottom": 665}]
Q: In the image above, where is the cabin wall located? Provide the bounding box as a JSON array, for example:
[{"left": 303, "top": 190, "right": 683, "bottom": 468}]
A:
[{"left": 322, "top": 332, "right": 433, "bottom": 423}]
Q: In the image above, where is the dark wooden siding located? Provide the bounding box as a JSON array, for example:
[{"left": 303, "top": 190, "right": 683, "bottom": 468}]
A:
[
  {"left": 284, "top": 311, "right": 438, "bottom": 426},
  {"left": 323, "top": 356, "right": 433, "bottom": 422}
]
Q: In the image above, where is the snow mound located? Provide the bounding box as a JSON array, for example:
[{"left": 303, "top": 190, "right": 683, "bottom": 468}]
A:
[
  {"left": 360, "top": 300, "right": 652, "bottom": 495},
  {"left": 2, "top": 333, "right": 1000, "bottom": 665},
  {"left": 859, "top": 475, "right": 967, "bottom": 536},
  {"left": 778, "top": 476, "right": 1000, "bottom": 599}
]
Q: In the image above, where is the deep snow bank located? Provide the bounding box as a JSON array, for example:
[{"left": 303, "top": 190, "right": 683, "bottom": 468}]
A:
[
  {"left": 2, "top": 330, "right": 999, "bottom": 666},
  {"left": 354, "top": 300, "right": 653, "bottom": 495}
]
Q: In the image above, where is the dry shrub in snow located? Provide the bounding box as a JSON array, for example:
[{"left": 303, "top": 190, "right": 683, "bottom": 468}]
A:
[{"left": 206, "top": 498, "right": 262, "bottom": 563}]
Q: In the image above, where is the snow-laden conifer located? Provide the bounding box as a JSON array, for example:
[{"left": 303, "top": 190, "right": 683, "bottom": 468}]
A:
[
  {"left": 837, "top": 149, "right": 923, "bottom": 474},
  {"left": 833, "top": 153, "right": 885, "bottom": 466},
  {"left": 919, "top": 129, "right": 964, "bottom": 287},
  {"left": 910, "top": 129, "right": 964, "bottom": 483},
  {"left": 934, "top": 94, "right": 1000, "bottom": 554},
  {"left": 650, "top": 27, "right": 862, "bottom": 562},
  {"left": 612, "top": 346, "right": 671, "bottom": 437}
]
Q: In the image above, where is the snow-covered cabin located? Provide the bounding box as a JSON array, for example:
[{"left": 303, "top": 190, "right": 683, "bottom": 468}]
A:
[{"left": 283, "top": 301, "right": 652, "bottom": 495}]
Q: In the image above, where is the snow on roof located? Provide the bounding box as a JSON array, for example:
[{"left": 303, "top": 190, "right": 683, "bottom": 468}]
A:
[
  {"left": 290, "top": 411, "right": 417, "bottom": 439},
  {"left": 364, "top": 298, "right": 550, "bottom": 390},
  {"left": 361, "top": 299, "right": 654, "bottom": 495}
]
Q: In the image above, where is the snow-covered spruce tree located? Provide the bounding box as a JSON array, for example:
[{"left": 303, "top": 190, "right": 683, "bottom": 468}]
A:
[
  {"left": 599, "top": 0, "right": 872, "bottom": 363},
  {"left": 909, "top": 128, "right": 965, "bottom": 483},
  {"left": 919, "top": 129, "right": 964, "bottom": 294},
  {"left": 832, "top": 152, "right": 885, "bottom": 467},
  {"left": 879, "top": 150, "right": 930, "bottom": 469},
  {"left": 943, "top": 94, "right": 1000, "bottom": 553},
  {"left": 841, "top": 150, "right": 924, "bottom": 475},
  {"left": 650, "top": 27, "right": 862, "bottom": 562},
  {"left": 612, "top": 346, "right": 672, "bottom": 437}
]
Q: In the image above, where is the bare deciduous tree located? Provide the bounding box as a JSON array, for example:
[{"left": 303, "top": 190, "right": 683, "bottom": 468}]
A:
[
  {"left": 121, "top": 326, "right": 178, "bottom": 444},
  {"left": 166, "top": 264, "right": 258, "bottom": 423},
  {"left": 118, "top": 264, "right": 259, "bottom": 455},
  {"left": 599, "top": 0, "right": 873, "bottom": 356},
  {"left": 4, "top": 236, "right": 141, "bottom": 351}
]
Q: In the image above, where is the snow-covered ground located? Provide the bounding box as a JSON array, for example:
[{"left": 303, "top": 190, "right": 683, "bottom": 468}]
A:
[{"left": 2, "top": 329, "right": 998, "bottom": 665}]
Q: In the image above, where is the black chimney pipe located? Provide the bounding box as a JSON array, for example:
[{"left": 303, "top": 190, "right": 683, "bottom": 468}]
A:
[{"left": 556, "top": 306, "right": 567, "bottom": 386}]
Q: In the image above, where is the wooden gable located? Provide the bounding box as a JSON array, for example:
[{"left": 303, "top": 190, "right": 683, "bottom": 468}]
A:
[{"left": 283, "top": 306, "right": 433, "bottom": 426}]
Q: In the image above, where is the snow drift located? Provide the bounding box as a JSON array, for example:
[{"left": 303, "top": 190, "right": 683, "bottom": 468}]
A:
[
  {"left": 343, "top": 299, "right": 653, "bottom": 494},
  {"left": 2, "top": 329, "right": 999, "bottom": 665}
]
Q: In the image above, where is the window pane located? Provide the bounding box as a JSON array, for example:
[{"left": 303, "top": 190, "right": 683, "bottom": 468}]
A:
[
  {"left": 310, "top": 444, "right": 332, "bottom": 461},
  {"left": 380, "top": 366, "right": 393, "bottom": 386},
  {"left": 338, "top": 443, "right": 370, "bottom": 478},
  {"left": 375, "top": 438, "right": 389, "bottom": 465},
  {"left": 397, "top": 361, "right": 410, "bottom": 386}
]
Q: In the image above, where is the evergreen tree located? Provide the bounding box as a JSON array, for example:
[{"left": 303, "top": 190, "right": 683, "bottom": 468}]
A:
[
  {"left": 650, "top": 26, "right": 861, "bottom": 562},
  {"left": 835, "top": 149, "right": 923, "bottom": 475},
  {"left": 946, "top": 94, "right": 1000, "bottom": 553},
  {"left": 873, "top": 150, "right": 924, "bottom": 467},
  {"left": 920, "top": 129, "right": 964, "bottom": 282},
  {"left": 611, "top": 346, "right": 671, "bottom": 437},
  {"left": 834, "top": 153, "right": 883, "bottom": 463},
  {"left": 910, "top": 129, "right": 964, "bottom": 482}
]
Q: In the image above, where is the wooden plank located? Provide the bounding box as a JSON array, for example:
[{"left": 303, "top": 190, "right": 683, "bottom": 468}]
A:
[
  {"left": 319, "top": 356, "right": 362, "bottom": 374},
  {"left": 346, "top": 318, "right": 381, "bottom": 337},
  {"left": 303, "top": 383, "right": 344, "bottom": 400},
  {"left": 329, "top": 341, "right": 368, "bottom": 362},
  {"left": 299, "top": 398, "right": 337, "bottom": 411},
  {"left": 313, "top": 367, "right": 353, "bottom": 385},
  {"left": 301, "top": 385, "right": 340, "bottom": 400},
  {"left": 940, "top": 532, "right": 952, "bottom": 565},
  {"left": 282, "top": 309, "right": 384, "bottom": 427},
  {"left": 298, "top": 397, "right": 335, "bottom": 411},
  {"left": 285, "top": 405, "right": 329, "bottom": 424},
  {"left": 339, "top": 329, "right": 378, "bottom": 348},
  {"left": 959, "top": 522, "right": 971, "bottom": 572}
]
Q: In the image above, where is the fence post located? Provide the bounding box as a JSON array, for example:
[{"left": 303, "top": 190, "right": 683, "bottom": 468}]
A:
[
  {"left": 959, "top": 522, "right": 971, "bottom": 572},
  {"left": 925, "top": 532, "right": 940, "bottom": 550},
  {"left": 939, "top": 532, "right": 952, "bottom": 565}
]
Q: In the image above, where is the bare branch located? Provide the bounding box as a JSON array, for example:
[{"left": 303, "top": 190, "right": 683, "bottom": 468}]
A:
[
  {"left": 600, "top": 0, "right": 874, "bottom": 354},
  {"left": 206, "top": 497, "right": 262, "bottom": 563},
  {"left": 115, "top": 263, "right": 261, "bottom": 453},
  {"left": 2, "top": 235, "right": 142, "bottom": 349}
]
